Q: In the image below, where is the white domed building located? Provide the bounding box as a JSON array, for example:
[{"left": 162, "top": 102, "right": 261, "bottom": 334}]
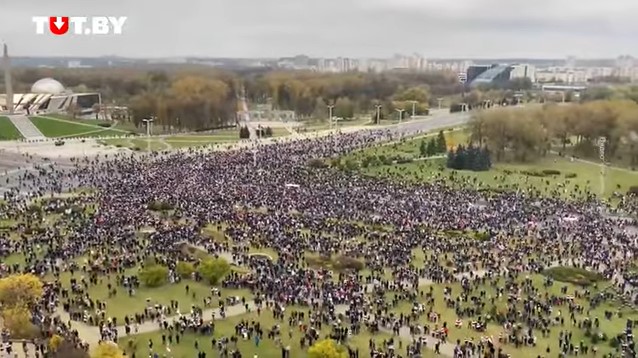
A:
[
  {"left": 31, "top": 77, "right": 66, "bottom": 95},
  {"left": 1, "top": 77, "right": 101, "bottom": 116}
]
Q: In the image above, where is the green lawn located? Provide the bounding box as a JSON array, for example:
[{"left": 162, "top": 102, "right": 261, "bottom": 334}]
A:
[
  {"left": 68, "top": 129, "right": 128, "bottom": 138},
  {"left": 29, "top": 116, "right": 128, "bottom": 138},
  {"left": 46, "top": 113, "right": 112, "bottom": 126},
  {"left": 54, "top": 265, "right": 252, "bottom": 325},
  {"left": 347, "top": 128, "right": 637, "bottom": 199},
  {"left": 119, "top": 310, "right": 410, "bottom": 358},
  {"left": 130, "top": 138, "right": 168, "bottom": 151},
  {"left": 361, "top": 155, "right": 636, "bottom": 199},
  {"left": 101, "top": 128, "right": 290, "bottom": 151},
  {"left": 0, "top": 116, "right": 22, "bottom": 140}
]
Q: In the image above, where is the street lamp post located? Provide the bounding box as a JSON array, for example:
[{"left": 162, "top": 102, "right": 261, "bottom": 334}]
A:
[
  {"left": 410, "top": 101, "right": 417, "bottom": 118},
  {"left": 142, "top": 117, "right": 154, "bottom": 152},
  {"left": 395, "top": 108, "right": 405, "bottom": 123},
  {"left": 598, "top": 137, "right": 606, "bottom": 196},
  {"left": 375, "top": 105, "right": 382, "bottom": 125},
  {"left": 437, "top": 98, "right": 443, "bottom": 110},
  {"left": 327, "top": 104, "right": 335, "bottom": 130}
]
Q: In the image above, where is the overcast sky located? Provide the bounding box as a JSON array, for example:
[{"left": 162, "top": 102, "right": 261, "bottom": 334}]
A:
[{"left": 1, "top": 0, "right": 636, "bottom": 58}]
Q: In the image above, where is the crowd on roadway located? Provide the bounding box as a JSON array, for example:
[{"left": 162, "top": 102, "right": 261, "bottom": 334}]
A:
[{"left": 0, "top": 124, "right": 637, "bottom": 358}]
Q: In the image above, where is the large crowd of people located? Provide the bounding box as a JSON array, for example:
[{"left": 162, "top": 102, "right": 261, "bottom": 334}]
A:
[{"left": 0, "top": 124, "right": 637, "bottom": 358}]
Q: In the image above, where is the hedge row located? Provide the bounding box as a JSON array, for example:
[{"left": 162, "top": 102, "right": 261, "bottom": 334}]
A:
[{"left": 148, "top": 200, "right": 173, "bottom": 211}]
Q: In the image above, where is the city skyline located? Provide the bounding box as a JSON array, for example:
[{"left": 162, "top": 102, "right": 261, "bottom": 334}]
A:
[{"left": 1, "top": 0, "right": 636, "bottom": 58}]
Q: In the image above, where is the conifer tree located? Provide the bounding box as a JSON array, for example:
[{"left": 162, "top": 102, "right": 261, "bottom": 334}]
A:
[{"left": 436, "top": 130, "right": 447, "bottom": 153}]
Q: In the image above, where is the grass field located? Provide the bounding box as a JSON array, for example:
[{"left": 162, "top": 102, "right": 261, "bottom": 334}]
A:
[
  {"left": 46, "top": 113, "right": 112, "bottom": 126},
  {"left": 101, "top": 127, "right": 291, "bottom": 151},
  {"left": 119, "top": 311, "right": 409, "bottom": 358},
  {"left": 29, "top": 116, "right": 130, "bottom": 138},
  {"left": 0, "top": 116, "right": 22, "bottom": 140},
  {"left": 346, "top": 128, "right": 638, "bottom": 199}
]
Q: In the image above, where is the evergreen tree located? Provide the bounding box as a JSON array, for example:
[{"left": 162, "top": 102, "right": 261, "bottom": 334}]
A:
[
  {"left": 446, "top": 149, "right": 456, "bottom": 169},
  {"left": 467, "top": 143, "right": 480, "bottom": 171},
  {"left": 419, "top": 140, "right": 427, "bottom": 157},
  {"left": 239, "top": 126, "right": 250, "bottom": 139},
  {"left": 446, "top": 144, "right": 492, "bottom": 171},
  {"left": 480, "top": 147, "right": 492, "bottom": 171},
  {"left": 436, "top": 130, "right": 447, "bottom": 153},
  {"left": 426, "top": 139, "right": 437, "bottom": 157},
  {"left": 455, "top": 145, "right": 467, "bottom": 170}
]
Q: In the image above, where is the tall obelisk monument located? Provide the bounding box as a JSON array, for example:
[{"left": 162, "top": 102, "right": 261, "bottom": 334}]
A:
[{"left": 3, "top": 43, "right": 13, "bottom": 114}]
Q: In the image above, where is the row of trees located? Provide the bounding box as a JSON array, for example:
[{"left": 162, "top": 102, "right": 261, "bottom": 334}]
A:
[
  {"left": 6, "top": 68, "right": 466, "bottom": 129},
  {"left": 139, "top": 257, "right": 230, "bottom": 287},
  {"left": 419, "top": 131, "right": 448, "bottom": 157},
  {"left": 469, "top": 100, "right": 638, "bottom": 164},
  {"left": 129, "top": 74, "right": 238, "bottom": 132},
  {"left": 447, "top": 144, "right": 492, "bottom": 171}
]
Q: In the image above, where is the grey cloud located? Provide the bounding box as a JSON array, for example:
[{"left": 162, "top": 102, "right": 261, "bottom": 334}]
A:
[{"left": 0, "top": 0, "right": 634, "bottom": 58}]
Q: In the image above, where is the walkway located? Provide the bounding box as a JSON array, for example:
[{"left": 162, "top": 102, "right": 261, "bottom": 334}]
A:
[{"left": 7, "top": 115, "right": 45, "bottom": 139}]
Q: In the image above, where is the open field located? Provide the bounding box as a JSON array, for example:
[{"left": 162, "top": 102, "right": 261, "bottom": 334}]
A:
[
  {"left": 29, "top": 116, "right": 131, "bottom": 138},
  {"left": 0, "top": 116, "right": 22, "bottom": 140},
  {"left": 345, "top": 129, "right": 638, "bottom": 199},
  {"left": 100, "top": 127, "right": 291, "bottom": 151}
]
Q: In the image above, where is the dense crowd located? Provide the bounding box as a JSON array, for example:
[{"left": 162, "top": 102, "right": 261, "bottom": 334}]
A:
[{"left": 0, "top": 124, "right": 637, "bottom": 358}]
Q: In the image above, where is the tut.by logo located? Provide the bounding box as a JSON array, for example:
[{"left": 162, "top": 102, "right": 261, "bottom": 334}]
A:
[{"left": 32, "top": 16, "right": 127, "bottom": 36}]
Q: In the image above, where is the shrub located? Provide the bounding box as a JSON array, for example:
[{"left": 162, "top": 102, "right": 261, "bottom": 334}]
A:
[
  {"left": 396, "top": 156, "right": 414, "bottom": 164},
  {"left": 542, "top": 169, "right": 561, "bottom": 175},
  {"left": 333, "top": 256, "right": 364, "bottom": 271},
  {"left": 305, "top": 255, "right": 331, "bottom": 268},
  {"left": 239, "top": 126, "right": 251, "bottom": 139},
  {"left": 520, "top": 170, "right": 545, "bottom": 177},
  {"left": 176, "top": 261, "right": 195, "bottom": 278},
  {"left": 133, "top": 147, "right": 141, "bottom": 151},
  {"left": 139, "top": 264, "right": 168, "bottom": 287},
  {"left": 115, "top": 144, "right": 123, "bottom": 148},
  {"left": 197, "top": 258, "right": 230, "bottom": 285},
  {"left": 148, "top": 200, "right": 173, "bottom": 211},
  {"left": 308, "top": 158, "right": 328, "bottom": 169},
  {"left": 26, "top": 204, "right": 42, "bottom": 214},
  {"left": 0, "top": 225, "right": 14, "bottom": 232},
  {"left": 609, "top": 336, "right": 620, "bottom": 348},
  {"left": 97, "top": 123, "right": 112, "bottom": 128},
  {"left": 564, "top": 173, "right": 577, "bottom": 179},
  {"left": 542, "top": 266, "right": 604, "bottom": 286},
  {"left": 343, "top": 159, "right": 360, "bottom": 171},
  {"left": 473, "top": 231, "right": 490, "bottom": 241}
]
